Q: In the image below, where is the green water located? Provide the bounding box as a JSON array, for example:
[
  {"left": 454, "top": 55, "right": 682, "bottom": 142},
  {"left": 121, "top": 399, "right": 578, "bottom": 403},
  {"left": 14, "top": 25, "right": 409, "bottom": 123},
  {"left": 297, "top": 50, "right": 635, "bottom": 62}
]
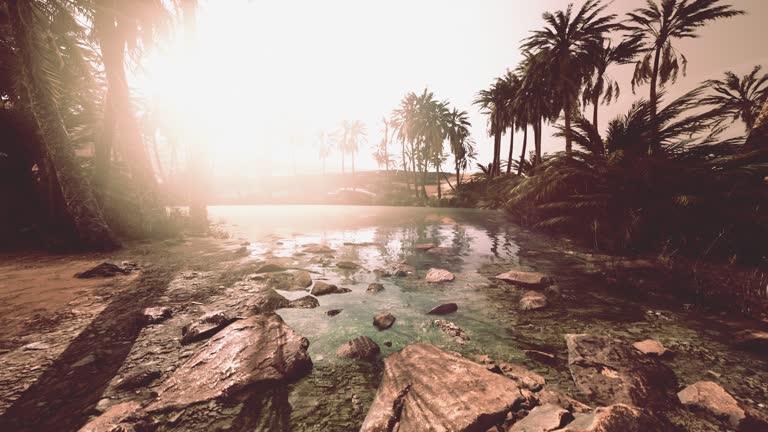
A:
[{"left": 205, "top": 205, "right": 768, "bottom": 431}]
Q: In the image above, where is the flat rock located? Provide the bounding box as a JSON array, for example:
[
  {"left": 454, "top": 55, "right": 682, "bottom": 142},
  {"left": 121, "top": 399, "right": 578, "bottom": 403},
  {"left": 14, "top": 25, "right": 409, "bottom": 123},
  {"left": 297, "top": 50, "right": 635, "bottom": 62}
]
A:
[
  {"left": 555, "top": 404, "right": 663, "bottom": 432},
  {"left": 677, "top": 381, "right": 745, "bottom": 428},
  {"left": 148, "top": 314, "right": 311, "bottom": 412},
  {"left": 337, "top": 336, "right": 380, "bottom": 361},
  {"left": 361, "top": 343, "right": 533, "bottom": 432},
  {"left": 142, "top": 307, "right": 172, "bottom": 324},
  {"left": 311, "top": 281, "right": 352, "bottom": 296},
  {"left": 565, "top": 334, "right": 678, "bottom": 408},
  {"left": 520, "top": 291, "right": 548, "bottom": 310},
  {"left": 495, "top": 270, "right": 552, "bottom": 288},
  {"left": 302, "top": 244, "right": 335, "bottom": 254},
  {"left": 509, "top": 404, "right": 573, "bottom": 432},
  {"left": 75, "top": 262, "right": 138, "bottom": 278},
  {"left": 373, "top": 312, "right": 396, "bottom": 330},
  {"left": 425, "top": 268, "right": 455, "bottom": 283},
  {"left": 181, "top": 311, "right": 236, "bottom": 345},
  {"left": 254, "top": 263, "right": 287, "bottom": 273},
  {"left": 434, "top": 319, "right": 470, "bottom": 344},
  {"left": 336, "top": 261, "right": 360, "bottom": 270},
  {"left": 367, "top": 283, "right": 385, "bottom": 293},
  {"left": 632, "top": 339, "right": 668, "bottom": 357},
  {"left": 79, "top": 401, "right": 142, "bottom": 432},
  {"left": 427, "top": 302, "right": 458, "bottom": 315}
]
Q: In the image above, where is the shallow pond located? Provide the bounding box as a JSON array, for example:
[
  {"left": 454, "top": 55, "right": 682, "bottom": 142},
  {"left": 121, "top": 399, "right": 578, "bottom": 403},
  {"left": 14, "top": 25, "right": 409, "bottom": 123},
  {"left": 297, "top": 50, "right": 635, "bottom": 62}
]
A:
[{"left": 207, "top": 205, "right": 768, "bottom": 431}]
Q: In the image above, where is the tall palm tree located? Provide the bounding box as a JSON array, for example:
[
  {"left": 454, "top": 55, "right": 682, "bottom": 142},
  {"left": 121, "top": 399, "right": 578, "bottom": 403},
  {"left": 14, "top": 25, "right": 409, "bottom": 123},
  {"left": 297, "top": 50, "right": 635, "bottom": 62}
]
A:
[
  {"left": 316, "top": 131, "right": 331, "bottom": 175},
  {"left": 392, "top": 92, "right": 419, "bottom": 191},
  {"left": 581, "top": 36, "right": 643, "bottom": 151},
  {"left": 701, "top": 66, "right": 768, "bottom": 131},
  {"left": 517, "top": 51, "right": 557, "bottom": 167},
  {"left": 6, "top": 0, "right": 118, "bottom": 249},
  {"left": 341, "top": 120, "right": 367, "bottom": 179},
  {"left": 445, "top": 108, "right": 474, "bottom": 188},
  {"left": 413, "top": 90, "right": 448, "bottom": 199},
  {"left": 474, "top": 80, "right": 506, "bottom": 177},
  {"left": 373, "top": 117, "right": 394, "bottom": 173},
  {"left": 624, "top": 0, "right": 744, "bottom": 153},
  {"left": 500, "top": 71, "right": 521, "bottom": 174},
  {"left": 523, "top": 0, "right": 616, "bottom": 156}
]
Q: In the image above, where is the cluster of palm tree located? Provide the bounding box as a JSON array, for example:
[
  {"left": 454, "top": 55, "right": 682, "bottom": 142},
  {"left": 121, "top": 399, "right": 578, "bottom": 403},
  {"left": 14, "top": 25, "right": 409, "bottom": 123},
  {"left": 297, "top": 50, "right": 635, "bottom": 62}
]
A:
[
  {"left": 0, "top": 0, "right": 198, "bottom": 248},
  {"left": 473, "top": 0, "right": 768, "bottom": 262},
  {"left": 390, "top": 89, "right": 475, "bottom": 200},
  {"left": 317, "top": 120, "right": 368, "bottom": 179}
]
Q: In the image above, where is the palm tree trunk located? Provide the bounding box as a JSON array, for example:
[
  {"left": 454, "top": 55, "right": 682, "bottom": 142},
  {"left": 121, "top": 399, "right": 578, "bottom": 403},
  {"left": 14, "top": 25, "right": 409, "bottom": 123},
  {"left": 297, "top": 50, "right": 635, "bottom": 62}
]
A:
[
  {"left": 506, "top": 124, "right": 514, "bottom": 174},
  {"left": 436, "top": 158, "right": 441, "bottom": 200},
  {"left": 534, "top": 117, "right": 542, "bottom": 166},
  {"left": 649, "top": 44, "right": 662, "bottom": 155},
  {"left": 455, "top": 160, "right": 461, "bottom": 189},
  {"left": 592, "top": 93, "right": 600, "bottom": 133},
  {"left": 8, "top": 0, "right": 118, "bottom": 250},
  {"left": 492, "top": 131, "right": 501, "bottom": 178},
  {"left": 94, "top": 91, "right": 115, "bottom": 196},
  {"left": 518, "top": 125, "right": 528, "bottom": 175},
  {"left": 563, "top": 94, "right": 572, "bottom": 155}
]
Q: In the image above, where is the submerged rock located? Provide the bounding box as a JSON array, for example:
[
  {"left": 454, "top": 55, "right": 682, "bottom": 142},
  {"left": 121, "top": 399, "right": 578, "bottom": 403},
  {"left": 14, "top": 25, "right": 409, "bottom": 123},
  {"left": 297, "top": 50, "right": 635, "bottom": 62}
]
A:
[
  {"left": 181, "top": 311, "right": 236, "bottom": 345},
  {"left": 148, "top": 314, "right": 311, "bottom": 412},
  {"left": 509, "top": 403, "right": 573, "bottom": 432},
  {"left": 142, "top": 307, "right": 172, "bottom": 324},
  {"left": 677, "top": 381, "right": 745, "bottom": 429},
  {"left": 425, "top": 268, "right": 455, "bottom": 283},
  {"left": 336, "top": 261, "right": 360, "bottom": 270},
  {"left": 495, "top": 270, "right": 552, "bottom": 288},
  {"left": 433, "top": 320, "right": 469, "bottom": 344},
  {"left": 79, "top": 401, "right": 143, "bottom": 432},
  {"left": 253, "top": 263, "right": 287, "bottom": 273},
  {"left": 326, "top": 309, "right": 343, "bottom": 317},
  {"left": 288, "top": 295, "right": 319, "bottom": 309},
  {"left": 632, "top": 339, "right": 669, "bottom": 357},
  {"left": 360, "top": 343, "right": 533, "bottom": 432},
  {"left": 366, "top": 283, "right": 385, "bottom": 293},
  {"left": 565, "top": 334, "right": 678, "bottom": 408},
  {"left": 373, "top": 312, "right": 396, "bottom": 330},
  {"left": 520, "top": 291, "right": 548, "bottom": 310},
  {"left": 75, "top": 262, "right": 138, "bottom": 278},
  {"left": 427, "top": 302, "right": 458, "bottom": 315},
  {"left": 336, "top": 336, "right": 380, "bottom": 361},
  {"left": 378, "top": 263, "right": 415, "bottom": 277},
  {"left": 311, "top": 281, "right": 352, "bottom": 296},
  {"left": 555, "top": 404, "right": 663, "bottom": 432}
]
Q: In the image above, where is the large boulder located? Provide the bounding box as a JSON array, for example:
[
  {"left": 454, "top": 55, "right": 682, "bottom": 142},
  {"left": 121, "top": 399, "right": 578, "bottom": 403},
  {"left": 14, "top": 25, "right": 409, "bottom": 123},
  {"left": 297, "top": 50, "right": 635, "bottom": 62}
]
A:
[
  {"left": 520, "top": 291, "right": 548, "bottom": 311},
  {"left": 426, "top": 268, "right": 455, "bottom": 283},
  {"left": 311, "top": 281, "right": 352, "bottom": 296},
  {"left": 180, "top": 311, "right": 236, "bottom": 345},
  {"left": 336, "top": 336, "right": 380, "bottom": 361},
  {"left": 554, "top": 404, "right": 664, "bottom": 432},
  {"left": 148, "top": 314, "right": 311, "bottom": 412},
  {"left": 373, "top": 312, "right": 396, "bottom": 330},
  {"left": 677, "top": 381, "right": 745, "bottom": 429},
  {"left": 495, "top": 270, "right": 552, "bottom": 288},
  {"left": 360, "top": 343, "right": 534, "bottom": 432},
  {"left": 509, "top": 404, "right": 573, "bottom": 432},
  {"left": 565, "top": 334, "right": 678, "bottom": 408}
]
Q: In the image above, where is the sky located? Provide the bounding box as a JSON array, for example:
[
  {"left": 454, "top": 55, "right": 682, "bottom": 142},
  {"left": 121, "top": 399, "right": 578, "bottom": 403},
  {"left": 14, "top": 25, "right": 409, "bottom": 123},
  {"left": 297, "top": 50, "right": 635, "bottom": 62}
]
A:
[{"left": 138, "top": 0, "right": 768, "bottom": 177}]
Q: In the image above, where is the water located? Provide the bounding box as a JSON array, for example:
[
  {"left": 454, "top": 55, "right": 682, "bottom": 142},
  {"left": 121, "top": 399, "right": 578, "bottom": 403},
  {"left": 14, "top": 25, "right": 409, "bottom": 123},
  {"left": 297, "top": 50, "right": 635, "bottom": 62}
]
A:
[{"left": 206, "top": 205, "right": 768, "bottom": 431}]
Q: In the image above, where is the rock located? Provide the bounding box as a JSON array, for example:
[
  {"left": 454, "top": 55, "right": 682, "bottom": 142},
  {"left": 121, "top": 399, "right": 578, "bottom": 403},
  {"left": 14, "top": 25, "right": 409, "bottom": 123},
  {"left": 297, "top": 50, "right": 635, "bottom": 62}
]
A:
[
  {"left": 509, "top": 404, "right": 573, "bottom": 432},
  {"left": 302, "top": 244, "right": 335, "bottom": 254},
  {"left": 75, "top": 262, "right": 138, "bottom": 278},
  {"left": 148, "top": 314, "right": 311, "bottom": 412},
  {"left": 22, "top": 341, "right": 51, "bottom": 351},
  {"left": 544, "top": 285, "right": 562, "bottom": 297},
  {"left": 555, "top": 404, "right": 663, "bottom": 432},
  {"left": 373, "top": 312, "right": 396, "bottom": 330},
  {"left": 326, "top": 309, "right": 343, "bottom": 317},
  {"left": 79, "top": 401, "right": 143, "bottom": 432},
  {"left": 426, "top": 247, "right": 454, "bottom": 256},
  {"left": 520, "top": 291, "right": 548, "bottom": 311},
  {"left": 536, "top": 389, "right": 592, "bottom": 414},
  {"left": 497, "top": 362, "right": 544, "bottom": 392},
  {"left": 247, "top": 288, "right": 292, "bottom": 313},
  {"left": 142, "top": 307, "right": 172, "bottom": 324},
  {"left": 383, "top": 341, "right": 392, "bottom": 347},
  {"left": 379, "top": 263, "right": 415, "bottom": 277},
  {"left": 287, "top": 296, "right": 319, "bottom": 309},
  {"left": 264, "top": 270, "right": 313, "bottom": 291},
  {"left": 336, "top": 336, "right": 380, "bottom": 361},
  {"left": 434, "top": 319, "right": 470, "bottom": 344},
  {"left": 311, "top": 281, "right": 352, "bottom": 296},
  {"left": 116, "top": 369, "right": 162, "bottom": 391},
  {"left": 425, "top": 268, "right": 455, "bottom": 283},
  {"left": 427, "top": 302, "right": 458, "bottom": 315},
  {"left": 632, "top": 339, "right": 669, "bottom": 357},
  {"left": 254, "top": 263, "right": 287, "bottom": 273},
  {"left": 180, "top": 311, "right": 236, "bottom": 345},
  {"left": 336, "top": 261, "right": 360, "bottom": 270},
  {"left": 733, "top": 330, "right": 768, "bottom": 354},
  {"left": 366, "top": 283, "right": 385, "bottom": 293},
  {"left": 360, "top": 343, "right": 534, "bottom": 432},
  {"left": 524, "top": 350, "right": 558, "bottom": 365},
  {"left": 565, "top": 334, "right": 678, "bottom": 408},
  {"left": 415, "top": 243, "right": 436, "bottom": 251},
  {"left": 495, "top": 270, "right": 552, "bottom": 288},
  {"left": 677, "top": 381, "right": 745, "bottom": 428}
]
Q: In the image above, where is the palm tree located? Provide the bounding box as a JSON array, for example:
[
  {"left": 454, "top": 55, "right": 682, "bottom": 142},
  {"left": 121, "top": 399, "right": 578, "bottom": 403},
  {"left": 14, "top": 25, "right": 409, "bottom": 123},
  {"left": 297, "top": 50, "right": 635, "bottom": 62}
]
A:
[
  {"left": 392, "top": 92, "right": 419, "bottom": 191},
  {"left": 474, "top": 80, "right": 506, "bottom": 177},
  {"left": 316, "top": 131, "right": 332, "bottom": 175},
  {"left": 581, "top": 36, "right": 643, "bottom": 151},
  {"left": 517, "top": 51, "right": 557, "bottom": 167},
  {"left": 6, "top": 0, "right": 118, "bottom": 249},
  {"left": 523, "top": 0, "right": 616, "bottom": 156},
  {"left": 373, "top": 117, "right": 394, "bottom": 173},
  {"left": 500, "top": 71, "right": 522, "bottom": 174},
  {"left": 445, "top": 108, "right": 474, "bottom": 188},
  {"left": 701, "top": 66, "right": 768, "bottom": 131},
  {"left": 341, "top": 120, "right": 367, "bottom": 179},
  {"left": 413, "top": 90, "right": 448, "bottom": 199},
  {"left": 624, "top": 0, "right": 744, "bottom": 153}
]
